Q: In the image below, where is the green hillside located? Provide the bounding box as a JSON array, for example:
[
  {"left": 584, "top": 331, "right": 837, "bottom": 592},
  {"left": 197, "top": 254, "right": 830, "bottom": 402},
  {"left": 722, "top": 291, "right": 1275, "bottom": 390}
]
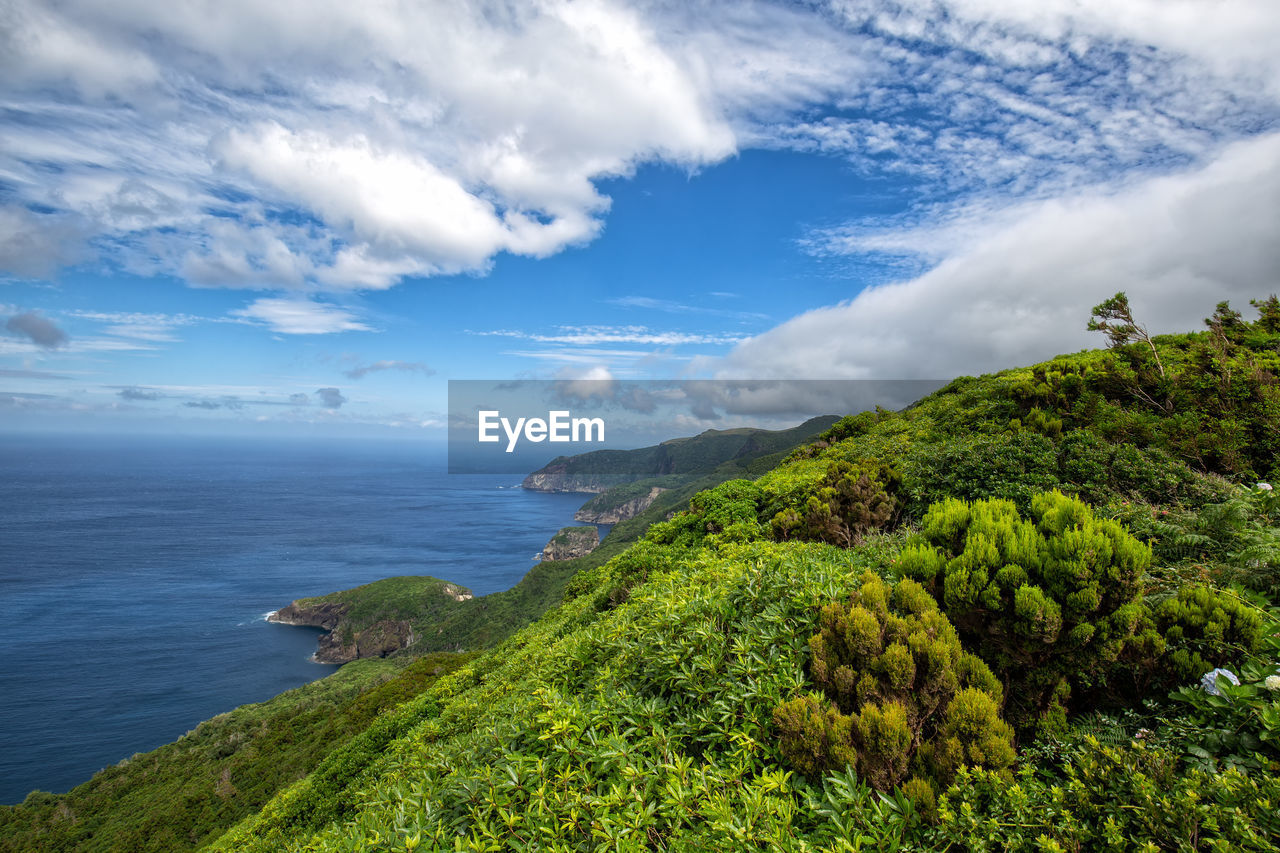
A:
[{"left": 6, "top": 294, "right": 1280, "bottom": 851}]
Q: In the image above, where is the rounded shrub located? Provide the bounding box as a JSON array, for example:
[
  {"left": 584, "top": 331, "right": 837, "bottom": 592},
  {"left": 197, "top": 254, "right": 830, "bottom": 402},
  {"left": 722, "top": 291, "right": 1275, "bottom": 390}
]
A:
[
  {"left": 772, "top": 572, "right": 1014, "bottom": 793},
  {"left": 647, "top": 479, "right": 765, "bottom": 547},
  {"left": 770, "top": 459, "right": 899, "bottom": 547},
  {"left": 900, "top": 491, "right": 1150, "bottom": 729},
  {"left": 1118, "top": 585, "right": 1263, "bottom": 697}
]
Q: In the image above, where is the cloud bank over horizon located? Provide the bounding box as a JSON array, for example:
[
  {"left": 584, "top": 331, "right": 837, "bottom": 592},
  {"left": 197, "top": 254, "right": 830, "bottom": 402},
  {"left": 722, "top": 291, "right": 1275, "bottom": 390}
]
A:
[{"left": 714, "top": 131, "right": 1280, "bottom": 379}]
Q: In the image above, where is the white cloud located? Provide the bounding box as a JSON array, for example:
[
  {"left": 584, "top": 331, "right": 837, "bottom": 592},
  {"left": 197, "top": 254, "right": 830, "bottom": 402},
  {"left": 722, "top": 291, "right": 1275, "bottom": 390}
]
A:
[
  {"left": 343, "top": 360, "right": 434, "bottom": 380},
  {"left": 608, "top": 295, "right": 769, "bottom": 322},
  {"left": 1, "top": 0, "right": 1276, "bottom": 325},
  {"left": 2, "top": 0, "right": 790, "bottom": 287},
  {"left": 231, "top": 298, "right": 372, "bottom": 335},
  {"left": 714, "top": 133, "right": 1280, "bottom": 379}
]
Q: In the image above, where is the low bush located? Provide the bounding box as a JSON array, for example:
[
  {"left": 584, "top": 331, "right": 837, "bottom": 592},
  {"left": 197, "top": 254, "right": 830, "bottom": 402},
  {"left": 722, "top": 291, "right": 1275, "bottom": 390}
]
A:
[
  {"left": 770, "top": 460, "right": 900, "bottom": 547},
  {"left": 773, "top": 572, "right": 1014, "bottom": 793},
  {"left": 1117, "top": 585, "right": 1263, "bottom": 698}
]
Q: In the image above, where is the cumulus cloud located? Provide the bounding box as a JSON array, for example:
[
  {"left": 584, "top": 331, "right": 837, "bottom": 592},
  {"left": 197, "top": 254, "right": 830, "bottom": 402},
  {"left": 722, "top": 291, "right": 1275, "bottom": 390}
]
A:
[
  {"left": 5, "top": 311, "right": 69, "bottom": 348},
  {"left": 315, "top": 387, "right": 346, "bottom": 408},
  {"left": 343, "top": 360, "right": 434, "bottom": 380},
  {"left": 715, "top": 133, "right": 1280, "bottom": 380},
  {"left": 231, "top": 298, "right": 371, "bottom": 335},
  {"left": 4, "top": 0, "right": 813, "bottom": 290},
  {"left": 289, "top": 392, "right": 310, "bottom": 405}
]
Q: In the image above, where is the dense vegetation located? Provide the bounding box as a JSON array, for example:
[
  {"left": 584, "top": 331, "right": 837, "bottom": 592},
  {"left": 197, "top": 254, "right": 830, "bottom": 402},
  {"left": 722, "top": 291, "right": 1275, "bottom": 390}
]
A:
[{"left": 5, "top": 294, "right": 1279, "bottom": 851}]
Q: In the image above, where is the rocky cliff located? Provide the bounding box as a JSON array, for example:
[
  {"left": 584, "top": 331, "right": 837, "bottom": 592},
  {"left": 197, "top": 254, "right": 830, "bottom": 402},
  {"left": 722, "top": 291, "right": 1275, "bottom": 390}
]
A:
[
  {"left": 574, "top": 485, "right": 667, "bottom": 524},
  {"left": 520, "top": 460, "right": 613, "bottom": 493},
  {"left": 539, "top": 526, "right": 600, "bottom": 561}
]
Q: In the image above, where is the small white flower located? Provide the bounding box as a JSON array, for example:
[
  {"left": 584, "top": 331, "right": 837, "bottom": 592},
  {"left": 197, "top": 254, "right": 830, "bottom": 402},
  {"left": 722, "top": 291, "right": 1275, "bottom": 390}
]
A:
[
  {"left": 1265, "top": 675, "right": 1280, "bottom": 692},
  {"left": 1201, "top": 668, "right": 1240, "bottom": 695},
  {"left": 1258, "top": 482, "right": 1273, "bottom": 491}
]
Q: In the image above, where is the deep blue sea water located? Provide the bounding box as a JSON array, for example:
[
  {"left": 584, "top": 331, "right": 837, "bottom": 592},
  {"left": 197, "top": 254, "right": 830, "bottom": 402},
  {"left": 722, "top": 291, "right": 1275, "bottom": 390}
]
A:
[{"left": 0, "top": 433, "right": 598, "bottom": 804}]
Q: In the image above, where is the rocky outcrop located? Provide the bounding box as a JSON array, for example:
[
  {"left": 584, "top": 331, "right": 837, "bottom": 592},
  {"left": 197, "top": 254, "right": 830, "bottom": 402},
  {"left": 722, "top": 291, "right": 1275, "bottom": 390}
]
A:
[
  {"left": 539, "top": 526, "right": 600, "bottom": 561},
  {"left": 268, "top": 601, "right": 347, "bottom": 631},
  {"left": 574, "top": 486, "right": 666, "bottom": 524},
  {"left": 312, "top": 619, "right": 415, "bottom": 664}
]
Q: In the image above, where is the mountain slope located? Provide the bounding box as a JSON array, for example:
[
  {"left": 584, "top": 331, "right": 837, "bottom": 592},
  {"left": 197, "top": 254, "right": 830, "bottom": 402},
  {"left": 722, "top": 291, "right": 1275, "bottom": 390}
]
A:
[
  {"left": 210, "top": 296, "right": 1280, "bottom": 852},
  {"left": 521, "top": 415, "right": 839, "bottom": 493}
]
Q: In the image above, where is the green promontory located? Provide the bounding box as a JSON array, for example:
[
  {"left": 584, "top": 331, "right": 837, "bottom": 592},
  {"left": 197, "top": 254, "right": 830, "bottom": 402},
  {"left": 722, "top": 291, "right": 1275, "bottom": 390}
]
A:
[{"left": 270, "top": 576, "right": 473, "bottom": 663}]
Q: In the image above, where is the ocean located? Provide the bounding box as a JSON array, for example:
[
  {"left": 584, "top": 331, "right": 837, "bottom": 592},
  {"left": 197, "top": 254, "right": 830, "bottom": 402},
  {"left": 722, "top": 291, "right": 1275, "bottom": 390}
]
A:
[{"left": 0, "top": 433, "right": 597, "bottom": 805}]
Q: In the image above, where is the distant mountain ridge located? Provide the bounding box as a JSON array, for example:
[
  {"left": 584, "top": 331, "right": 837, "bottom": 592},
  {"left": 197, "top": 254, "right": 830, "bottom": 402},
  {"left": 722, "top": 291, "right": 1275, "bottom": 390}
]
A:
[{"left": 521, "top": 415, "right": 840, "bottom": 494}]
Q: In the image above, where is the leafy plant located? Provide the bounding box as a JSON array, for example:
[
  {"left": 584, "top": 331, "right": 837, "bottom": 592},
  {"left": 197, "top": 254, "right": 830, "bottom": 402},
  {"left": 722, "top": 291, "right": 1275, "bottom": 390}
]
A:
[
  {"left": 931, "top": 737, "right": 1280, "bottom": 852},
  {"left": 1117, "top": 585, "right": 1263, "bottom": 700},
  {"left": 1165, "top": 607, "right": 1280, "bottom": 773}
]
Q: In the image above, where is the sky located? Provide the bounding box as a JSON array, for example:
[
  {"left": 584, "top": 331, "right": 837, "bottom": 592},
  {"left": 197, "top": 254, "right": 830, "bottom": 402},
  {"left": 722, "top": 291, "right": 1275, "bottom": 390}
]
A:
[{"left": 2, "top": 0, "right": 1279, "bottom": 439}]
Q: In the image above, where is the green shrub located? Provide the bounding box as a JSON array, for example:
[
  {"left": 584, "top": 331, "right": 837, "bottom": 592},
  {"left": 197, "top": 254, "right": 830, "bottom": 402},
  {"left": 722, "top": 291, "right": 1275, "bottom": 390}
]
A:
[
  {"left": 902, "top": 491, "right": 1149, "bottom": 729},
  {"left": 770, "top": 460, "right": 899, "bottom": 547},
  {"left": 773, "top": 572, "right": 1014, "bottom": 791},
  {"left": 1164, "top": 606, "right": 1280, "bottom": 774},
  {"left": 647, "top": 479, "right": 766, "bottom": 547},
  {"left": 1130, "top": 485, "right": 1280, "bottom": 597},
  {"left": 902, "top": 431, "right": 1061, "bottom": 514},
  {"left": 561, "top": 540, "right": 689, "bottom": 610},
  {"left": 1118, "top": 586, "right": 1263, "bottom": 700}
]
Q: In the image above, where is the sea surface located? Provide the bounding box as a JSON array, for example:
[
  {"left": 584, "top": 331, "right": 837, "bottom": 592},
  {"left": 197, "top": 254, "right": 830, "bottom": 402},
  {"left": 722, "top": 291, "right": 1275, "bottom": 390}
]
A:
[{"left": 0, "top": 433, "right": 599, "bottom": 805}]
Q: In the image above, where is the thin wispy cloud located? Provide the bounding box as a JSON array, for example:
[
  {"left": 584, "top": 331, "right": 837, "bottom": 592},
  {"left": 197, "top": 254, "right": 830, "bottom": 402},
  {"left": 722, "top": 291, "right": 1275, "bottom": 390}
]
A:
[
  {"left": 608, "top": 296, "right": 769, "bottom": 322},
  {"left": 474, "top": 325, "right": 746, "bottom": 347},
  {"left": 116, "top": 386, "right": 162, "bottom": 401},
  {"left": 70, "top": 311, "right": 216, "bottom": 343},
  {"left": 343, "top": 360, "right": 434, "bottom": 380},
  {"left": 0, "top": 368, "right": 71, "bottom": 380},
  {"left": 231, "top": 299, "right": 371, "bottom": 335}
]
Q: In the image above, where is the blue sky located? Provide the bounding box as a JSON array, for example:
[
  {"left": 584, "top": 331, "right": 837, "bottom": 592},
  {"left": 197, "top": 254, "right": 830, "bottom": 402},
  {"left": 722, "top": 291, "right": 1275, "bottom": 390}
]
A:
[{"left": 2, "top": 0, "right": 1279, "bottom": 437}]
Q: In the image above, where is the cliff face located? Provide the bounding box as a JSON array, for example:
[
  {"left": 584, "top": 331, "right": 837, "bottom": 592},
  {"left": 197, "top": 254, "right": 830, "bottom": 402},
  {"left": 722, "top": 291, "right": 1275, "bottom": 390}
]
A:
[
  {"left": 269, "top": 601, "right": 347, "bottom": 631},
  {"left": 313, "top": 619, "right": 415, "bottom": 664},
  {"left": 539, "top": 526, "right": 600, "bottom": 561},
  {"left": 270, "top": 603, "right": 411, "bottom": 664},
  {"left": 574, "top": 485, "right": 666, "bottom": 524},
  {"left": 521, "top": 461, "right": 611, "bottom": 493}
]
